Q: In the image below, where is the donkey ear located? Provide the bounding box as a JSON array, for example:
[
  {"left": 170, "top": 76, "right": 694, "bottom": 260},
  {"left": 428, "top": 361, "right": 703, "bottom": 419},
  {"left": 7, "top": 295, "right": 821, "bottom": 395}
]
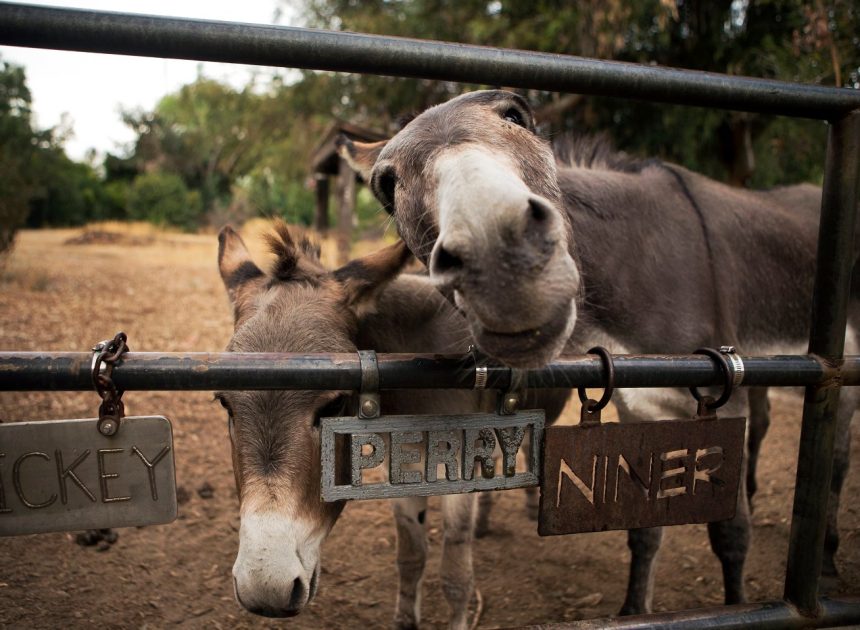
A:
[
  {"left": 334, "top": 240, "right": 412, "bottom": 317},
  {"left": 218, "top": 226, "right": 265, "bottom": 326},
  {"left": 336, "top": 135, "right": 388, "bottom": 182}
]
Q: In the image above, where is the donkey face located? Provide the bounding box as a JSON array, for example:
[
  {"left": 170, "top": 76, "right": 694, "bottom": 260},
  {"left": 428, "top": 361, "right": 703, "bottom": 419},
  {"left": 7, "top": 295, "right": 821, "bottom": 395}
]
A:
[
  {"left": 340, "top": 90, "right": 580, "bottom": 367},
  {"left": 217, "top": 223, "right": 409, "bottom": 617}
]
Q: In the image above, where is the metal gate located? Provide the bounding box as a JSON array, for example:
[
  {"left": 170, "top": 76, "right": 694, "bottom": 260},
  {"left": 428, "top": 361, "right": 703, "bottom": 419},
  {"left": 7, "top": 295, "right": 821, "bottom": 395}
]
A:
[{"left": 1, "top": 3, "right": 859, "bottom": 627}]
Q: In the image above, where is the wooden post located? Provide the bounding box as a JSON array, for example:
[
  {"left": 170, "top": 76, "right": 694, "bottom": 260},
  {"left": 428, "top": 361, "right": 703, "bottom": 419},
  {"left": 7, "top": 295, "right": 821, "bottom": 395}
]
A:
[
  {"left": 314, "top": 174, "right": 330, "bottom": 232},
  {"left": 336, "top": 157, "right": 356, "bottom": 265}
]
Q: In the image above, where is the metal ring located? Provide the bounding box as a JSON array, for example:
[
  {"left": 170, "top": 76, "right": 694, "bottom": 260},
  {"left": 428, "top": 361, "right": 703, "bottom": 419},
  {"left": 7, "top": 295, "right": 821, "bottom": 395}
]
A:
[
  {"left": 358, "top": 349, "right": 379, "bottom": 394},
  {"left": 577, "top": 346, "right": 614, "bottom": 413},
  {"left": 690, "top": 347, "right": 734, "bottom": 409},
  {"left": 720, "top": 345, "right": 745, "bottom": 388},
  {"left": 90, "top": 332, "right": 128, "bottom": 400},
  {"left": 474, "top": 366, "right": 488, "bottom": 389},
  {"left": 469, "top": 345, "right": 488, "bottom": 389},
  {"left": 91, "top": 340, "right": 111, "bottom": 399}
]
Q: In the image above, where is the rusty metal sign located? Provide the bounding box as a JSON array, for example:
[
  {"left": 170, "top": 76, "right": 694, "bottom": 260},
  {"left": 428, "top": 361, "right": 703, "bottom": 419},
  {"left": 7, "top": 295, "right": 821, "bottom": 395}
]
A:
[
  {"left": 321, "top": 411, "right": 543, "bottom": 501},
  {"left": 538, "top": 416, "right": 745, "bottom": 536},
  {"left": 0, "top": 416, "right": 177, "bottom": 536}
]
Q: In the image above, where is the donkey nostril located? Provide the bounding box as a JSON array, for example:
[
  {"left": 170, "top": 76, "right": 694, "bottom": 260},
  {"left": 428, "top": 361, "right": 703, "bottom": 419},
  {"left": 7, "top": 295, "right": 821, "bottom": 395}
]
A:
[
  {"left": 528, "top": 197, "right": 551, "bottom": 223},
  {"left": 288, "top": 577, "right": 307, "bottom": 610},
  {"left": 433, "top": 245, "right": 464, "bottom": 275}
]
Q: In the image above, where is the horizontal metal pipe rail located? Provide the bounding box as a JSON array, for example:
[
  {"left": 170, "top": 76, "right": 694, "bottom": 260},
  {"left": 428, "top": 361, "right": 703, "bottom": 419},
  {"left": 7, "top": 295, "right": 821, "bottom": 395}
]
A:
[
  {"left": 1, "top": 2, "right": 860, "bottom": 120},
  {"left": 517, "top": 596, "right": 860, "bottom": 630},
  {"left": 1, "top": 352, "right": 858, "bottom": 391}
]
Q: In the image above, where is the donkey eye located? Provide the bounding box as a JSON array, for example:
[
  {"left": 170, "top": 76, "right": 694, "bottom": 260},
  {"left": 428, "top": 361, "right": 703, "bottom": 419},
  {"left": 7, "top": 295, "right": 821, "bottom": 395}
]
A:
[
  {"left": 314, "top": 394, "right": 349, "bottom": 427},
  {"left": 502, "top": 107, "right": 526, "bottom": 128},
  {"left": 215, "top": 394, "right": 233, "bottom": 415},
  {"left": 374, "top": 171, "right": 397, "bottom": 215}
]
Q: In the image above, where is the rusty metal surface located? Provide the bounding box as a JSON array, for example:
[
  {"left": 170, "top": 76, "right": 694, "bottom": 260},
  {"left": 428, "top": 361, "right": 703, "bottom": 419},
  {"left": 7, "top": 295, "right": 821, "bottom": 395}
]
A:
[
  {"left": 0, "top": 416, "right": 177, "bottom": 536},
  {"left": 3, "top": 3, "right": 860, "bottom": 119},
  {"left": 538, "top": 417, "right": 745, "bottom": 536},
  {"left": 2, "top": 352, "right": 858, "bottom": 391},
  {"left": 510, "top": 595, "right": 860, "bottom": 629},
  {"left": 321, "top": 411, "right": 543, "bottom": 501},
  {"left": 785, "top": 111, "right": 860, "bottom": 613}
]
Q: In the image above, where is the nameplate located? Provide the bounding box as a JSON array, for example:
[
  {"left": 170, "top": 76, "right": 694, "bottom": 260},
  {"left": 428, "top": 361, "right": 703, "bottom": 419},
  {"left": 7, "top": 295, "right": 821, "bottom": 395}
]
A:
[
  {"left": 538, "top": 417, "right": 744, "bottom": 536},
  {"left": 321, "top": 411, "right": 543, "bottom": 501},
  {"left": 0, "top": 416, "right": 177, "bottom": 536}
]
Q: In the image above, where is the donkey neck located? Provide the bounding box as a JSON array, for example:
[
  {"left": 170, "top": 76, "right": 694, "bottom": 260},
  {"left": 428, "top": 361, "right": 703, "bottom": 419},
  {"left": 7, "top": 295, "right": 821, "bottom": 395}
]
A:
[
  {"left": 558, "top": 163, "right": 823, "bottom": 354},
  {"left": 558, "top": 163, "right": 726, "bottom": 353}
]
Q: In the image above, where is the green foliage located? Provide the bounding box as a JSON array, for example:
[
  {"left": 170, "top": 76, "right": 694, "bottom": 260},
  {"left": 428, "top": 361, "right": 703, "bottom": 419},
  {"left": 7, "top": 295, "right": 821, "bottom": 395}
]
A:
[
  {"left": 299, "top": 0, "right": 859, "bottom": 187},
  {"left": 0, "top": 57, "right": 38, "bottom": 257},
  {"left": 6, "top": 2, "right": 856, "bottom": 241},
  {"left": 234, "top": 170, "right": 315, "bottom": 225},
  {"left": 27, "top": 148, "right": 107, "bottom": 227},
  {"left": 127, "top": 171, "right": 202, "bottom": 231}
]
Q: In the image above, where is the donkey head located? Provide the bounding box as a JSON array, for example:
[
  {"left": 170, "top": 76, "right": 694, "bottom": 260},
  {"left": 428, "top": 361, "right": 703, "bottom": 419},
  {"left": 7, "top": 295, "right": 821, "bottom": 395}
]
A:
[
  {"left": 217, "top": 222, "right": 409, "bottom": 617},
  {"left": 339, "top": 90, "right": 579, "bottom": 367}
]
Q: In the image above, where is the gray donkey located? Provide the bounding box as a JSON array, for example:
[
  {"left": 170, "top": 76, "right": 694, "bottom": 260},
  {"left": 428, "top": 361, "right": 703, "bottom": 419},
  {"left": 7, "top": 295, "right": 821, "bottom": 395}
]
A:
[
  {"left": 216, "top": 222, "right": 567, "bottom": 627},
  {"left": 337, "top": 89, "right": 860, "bottom": 614}
]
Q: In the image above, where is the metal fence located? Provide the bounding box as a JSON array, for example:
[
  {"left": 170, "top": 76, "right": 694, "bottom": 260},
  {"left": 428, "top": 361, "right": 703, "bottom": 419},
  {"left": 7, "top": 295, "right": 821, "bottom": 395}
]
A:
[{"left": 1, "top": 2, "right": 859, "bottom": 627}]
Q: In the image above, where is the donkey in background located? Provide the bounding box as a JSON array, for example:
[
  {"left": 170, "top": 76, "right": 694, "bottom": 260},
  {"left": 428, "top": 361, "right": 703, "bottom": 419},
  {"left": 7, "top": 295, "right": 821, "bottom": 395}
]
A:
[
  {"left": 338, "top": 89, "right": 860, "bottom": 614},
  {"left": 216, "top": 222, "right": 567, "bottom": 627}
]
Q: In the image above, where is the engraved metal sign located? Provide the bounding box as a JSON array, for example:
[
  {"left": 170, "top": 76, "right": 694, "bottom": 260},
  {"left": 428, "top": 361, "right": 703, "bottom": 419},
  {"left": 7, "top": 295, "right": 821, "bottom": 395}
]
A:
[
  {"left": 538, "top": 416, "right": 745, "bottom": 536},
  {"left": 321, "top": 411, "right": 543, "bottom": 501},
  {"left": 0, "top": 416, "right": 177, "bottom": 536}
]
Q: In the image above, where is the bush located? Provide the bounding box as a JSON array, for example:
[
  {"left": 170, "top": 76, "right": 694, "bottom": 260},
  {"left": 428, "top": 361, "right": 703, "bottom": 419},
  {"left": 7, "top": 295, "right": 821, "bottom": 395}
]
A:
[{"left": 127, "top": 171, "right": 202, "bottom": 231}]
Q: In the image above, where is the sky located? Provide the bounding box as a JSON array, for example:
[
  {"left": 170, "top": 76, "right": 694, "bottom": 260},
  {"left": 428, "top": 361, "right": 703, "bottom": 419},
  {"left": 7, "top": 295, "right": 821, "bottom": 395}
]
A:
[{"left": 0, "top": 1, "right": 296, "bottom": 160}]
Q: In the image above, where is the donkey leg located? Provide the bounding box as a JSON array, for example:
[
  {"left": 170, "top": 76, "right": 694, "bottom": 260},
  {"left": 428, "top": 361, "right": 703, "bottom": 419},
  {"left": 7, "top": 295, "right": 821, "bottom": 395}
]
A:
[
  {"left": 746, "top": 387, "right": 770, "bottom": 512},
  {"left": 619, "top": 526, "right": 664, "bottom": 615},
  {"left": 521, "top": 429, "right": 539, "bottom": 521},
  {"left": 441, "top": 493, "right": 477, "bottom": 630},
  {"left": 392, "top": 496, "right": 429, "bottom": 630},
  {"left": 706, "top": 488, "right": 750, "bottom": 604},
  {"left": 823, "top": 384, "right": 859, "bottom": 578},
  {"left": 525, "top": 388, "right": 570, "bottom": 522},
  {"left": 707, "top": 390, "right": 751, "bottom": 605},
  {"left": 474, "top": 492, "right": 494, "bottom": 538}
]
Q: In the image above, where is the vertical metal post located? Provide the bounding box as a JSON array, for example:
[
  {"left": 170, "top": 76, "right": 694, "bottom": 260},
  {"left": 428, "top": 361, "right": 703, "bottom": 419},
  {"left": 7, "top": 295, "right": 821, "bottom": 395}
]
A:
[{"left": 785, "top": 111, "right": 860, "bottom": 613}]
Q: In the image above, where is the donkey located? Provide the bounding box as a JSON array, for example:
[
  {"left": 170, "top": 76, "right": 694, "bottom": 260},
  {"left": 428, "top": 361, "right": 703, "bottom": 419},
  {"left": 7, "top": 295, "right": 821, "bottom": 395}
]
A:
[
  {"left": 216, "top": 222, "right": 567, "bottom": 626},
  {"left": 337, "top": 89, "right": 860, "bottom": 614}
]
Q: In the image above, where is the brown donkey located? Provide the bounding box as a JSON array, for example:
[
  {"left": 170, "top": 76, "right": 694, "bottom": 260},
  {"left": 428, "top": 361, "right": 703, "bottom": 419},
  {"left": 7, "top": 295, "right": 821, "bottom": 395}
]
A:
[
  {"left": 216, "top": 222, "right": 567, "bottom": 627},
  {"left": 338, "top": 89, "right": 860, "bottom": 614}
]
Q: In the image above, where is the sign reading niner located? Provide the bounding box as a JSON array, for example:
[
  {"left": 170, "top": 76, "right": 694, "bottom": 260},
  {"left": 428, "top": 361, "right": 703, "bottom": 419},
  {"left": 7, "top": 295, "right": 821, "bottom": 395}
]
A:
[
  {"left": 321, "top": 411, "right": 543, "bottom": 501},
  {"left": 0, "top": 416, "right": 177, "bottom": 536},
  {"left": 538, "top": 416, "right": 745, "bottom": 535}
]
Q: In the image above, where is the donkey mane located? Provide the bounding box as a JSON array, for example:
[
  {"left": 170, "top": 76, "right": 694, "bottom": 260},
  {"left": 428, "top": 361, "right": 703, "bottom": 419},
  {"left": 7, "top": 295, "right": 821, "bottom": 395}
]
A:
[
  {"left": 264, "top": 220, "right": 325, "bottom": 285},
  {"left": 552, "top": 133, "right": 658, "bottom": 174}
]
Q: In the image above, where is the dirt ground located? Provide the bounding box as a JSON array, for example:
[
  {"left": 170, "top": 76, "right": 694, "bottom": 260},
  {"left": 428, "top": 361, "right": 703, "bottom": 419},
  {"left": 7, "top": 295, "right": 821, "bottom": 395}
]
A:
[{"left": 1, "top": 226, "right": 859, "bottom": 629}]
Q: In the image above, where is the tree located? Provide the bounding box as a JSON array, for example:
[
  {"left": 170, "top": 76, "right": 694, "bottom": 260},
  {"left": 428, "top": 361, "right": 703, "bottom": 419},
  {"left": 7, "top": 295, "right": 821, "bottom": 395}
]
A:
[
  {"left": 297, "top": 0, "right": 859, "bottom": 187},
  {"left": 127, "top": 171, "right": 202, "bottom": 231},
  {"left": 0, "top": 57, "right": 39, "bottom": 259}
]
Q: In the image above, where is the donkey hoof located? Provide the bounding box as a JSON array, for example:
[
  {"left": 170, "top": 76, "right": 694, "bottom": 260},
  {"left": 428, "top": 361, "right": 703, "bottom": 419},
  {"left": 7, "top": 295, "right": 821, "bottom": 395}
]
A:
[
  {"left": 618, "top": 603, "right": 646, "bottom": 617},
  {"left": 393, "top": 619, "right": 419, "bottom": 630},
  {"left": 821, "top": 555, "right": 840, "bottom": 579},
  {"left": 819, "top": 571, "right": 841, "bottom": 594}
]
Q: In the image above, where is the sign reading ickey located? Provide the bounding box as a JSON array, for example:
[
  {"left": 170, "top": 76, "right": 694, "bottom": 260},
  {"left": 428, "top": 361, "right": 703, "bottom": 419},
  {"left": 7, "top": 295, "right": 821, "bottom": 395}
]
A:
[{"left": 0, "top": 416, "right": 177, "bottom": 536}]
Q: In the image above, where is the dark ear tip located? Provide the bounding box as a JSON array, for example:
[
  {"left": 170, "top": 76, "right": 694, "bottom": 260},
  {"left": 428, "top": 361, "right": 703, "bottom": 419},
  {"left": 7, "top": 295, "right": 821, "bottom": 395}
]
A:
[
  {"left": 395, "top": 240, "right": 411, "bottom": 261},
  {"left": 218, "top": 225, "right": 236, "bottom": 244},
  {"left": 335, "top": 134, "right": 354, "bottom": 155}
]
